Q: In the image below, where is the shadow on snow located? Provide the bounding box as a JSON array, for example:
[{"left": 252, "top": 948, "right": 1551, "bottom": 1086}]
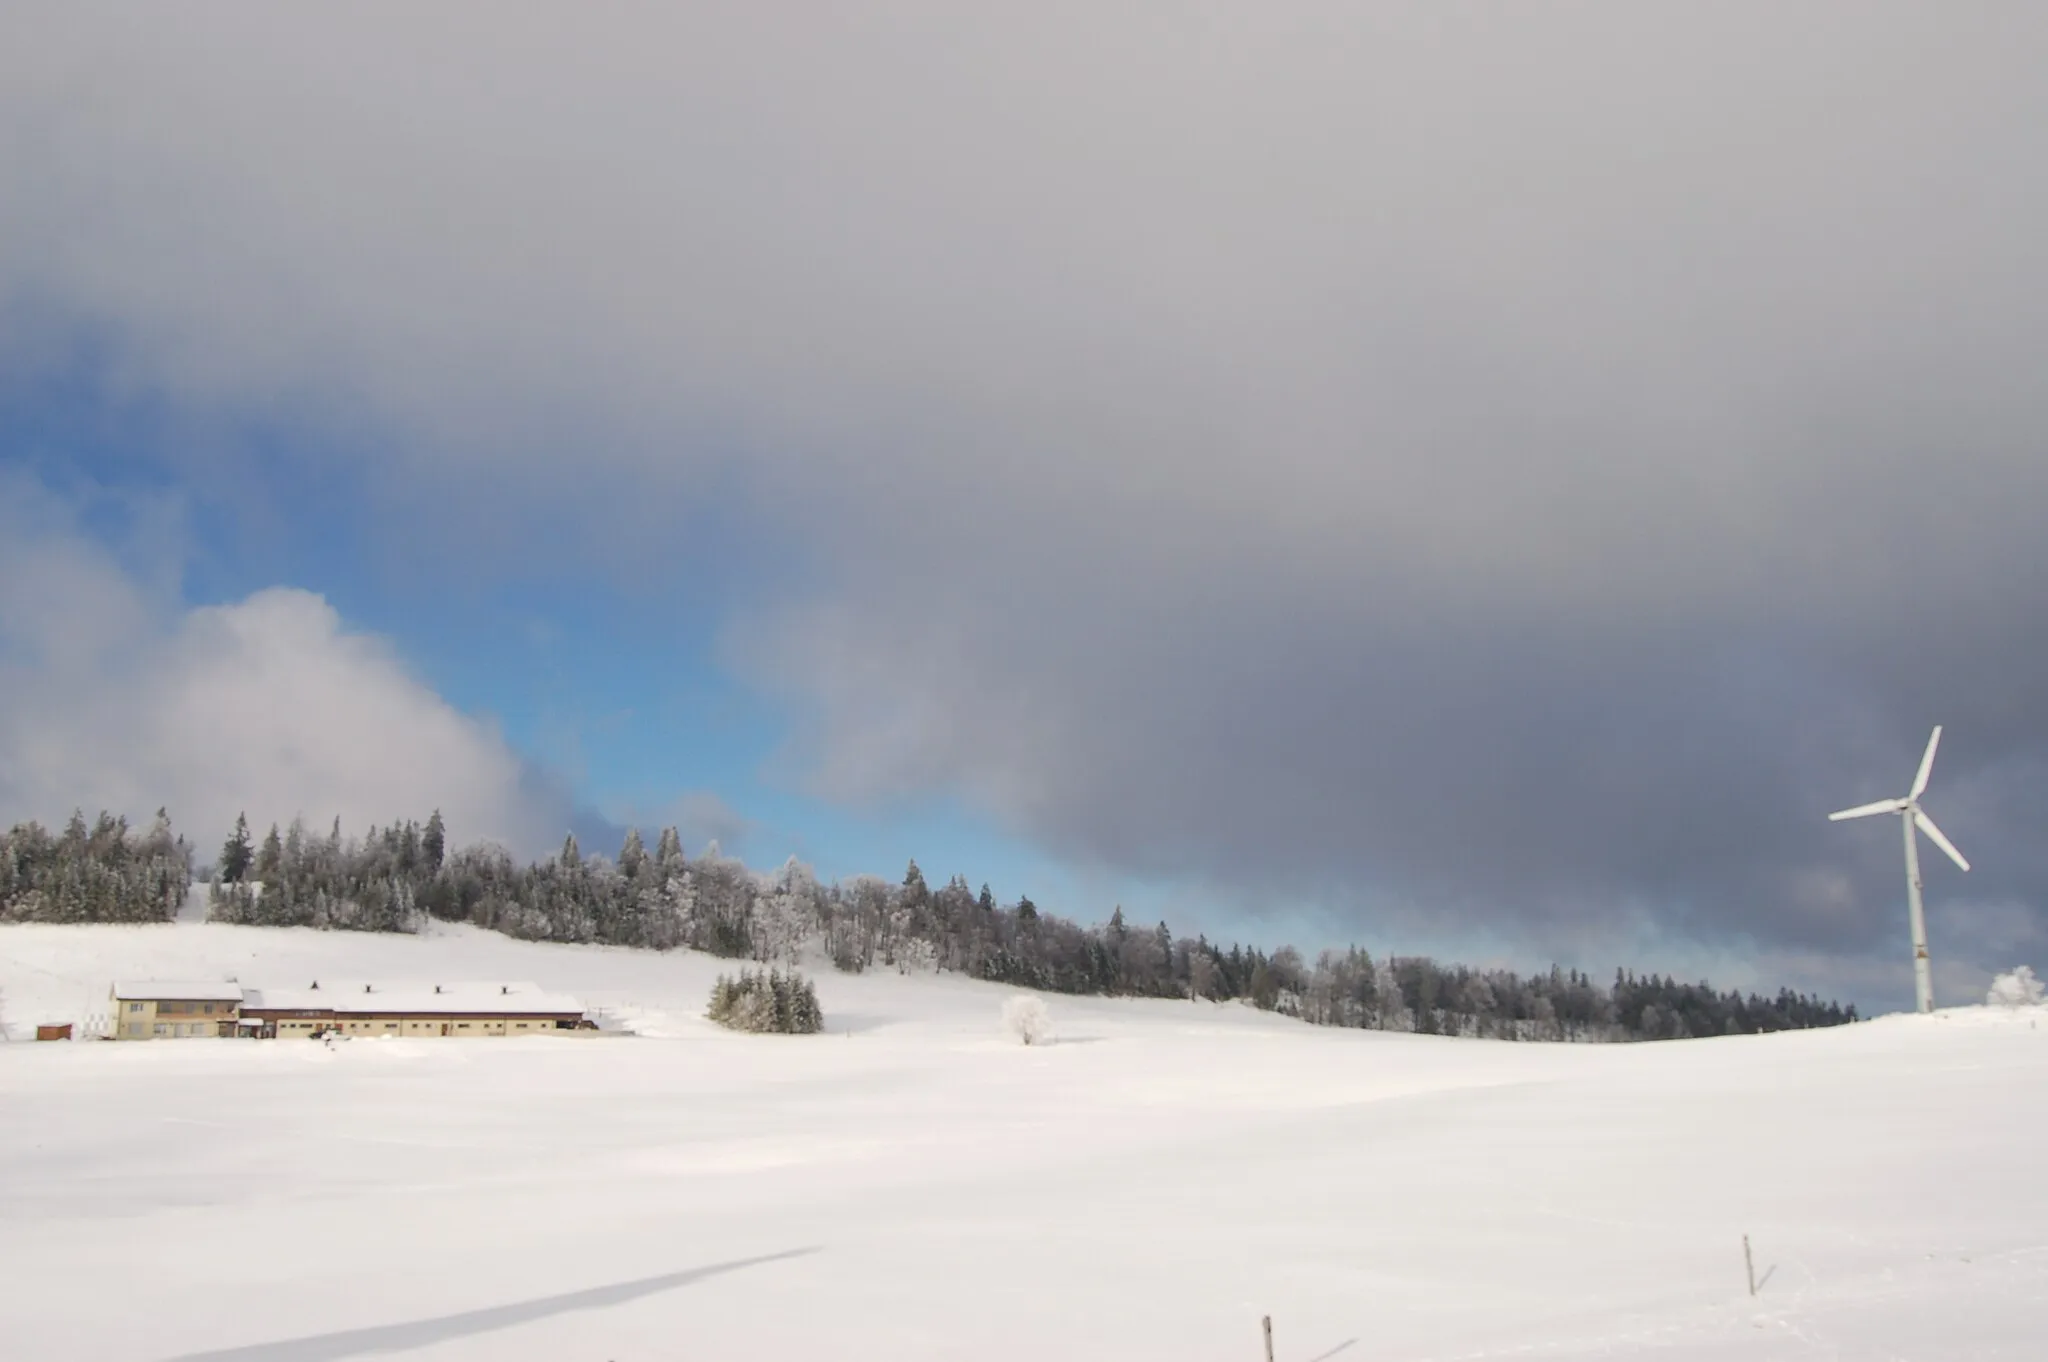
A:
[{"left": 159, "top": 1248, "right": 819, "bottom": 1362}]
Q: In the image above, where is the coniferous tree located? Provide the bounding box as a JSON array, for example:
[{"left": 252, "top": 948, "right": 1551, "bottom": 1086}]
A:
[
  {"left": 1245, "top": 957, "right": 1275, "bottom": 1011},
  {"left": 707, "top": 966, "right": 824, "bottom": 1034},
  {"left": 422, "top": 809, "right": 446, "bottom": 872},
  {"left": 255, "top": 824, "right": 283, "bottom": 882},
  {"left": 0, "top": 809, "right": 189, "bottom": 924},
  {"left": 618, "top": 827, "right": 647, "bottom": 880},
  {"left": 901, "top": 860, "right": 930, "bottom": 912},
  {"left": 220, "top": 814, "right": 254, "bottom": 883}
]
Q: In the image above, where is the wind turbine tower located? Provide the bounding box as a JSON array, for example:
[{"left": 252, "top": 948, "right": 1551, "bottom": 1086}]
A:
[{"left": 1829, "top": 725, "right": 1970, "bottom": 1014}]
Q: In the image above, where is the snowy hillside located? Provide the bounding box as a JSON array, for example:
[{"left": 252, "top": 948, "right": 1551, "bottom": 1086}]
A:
[{"left": 3, "top": 921, "right": 2044, "bottom": 1361}]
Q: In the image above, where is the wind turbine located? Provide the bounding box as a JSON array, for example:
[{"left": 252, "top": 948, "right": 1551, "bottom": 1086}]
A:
[{"left": 1829, "top": 725, "right": 1970, "bottom": 1014}]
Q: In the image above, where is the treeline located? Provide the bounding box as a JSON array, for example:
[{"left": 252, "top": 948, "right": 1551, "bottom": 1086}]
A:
[
  {"left": 0, "top": 810, "right": 194, "bottom": 924},
  {"left": 208, "top": 811, "right": 436, "bottom": 933},
  {"left": 3, "top": 806, "right": 1858, "bottom": 1042}
]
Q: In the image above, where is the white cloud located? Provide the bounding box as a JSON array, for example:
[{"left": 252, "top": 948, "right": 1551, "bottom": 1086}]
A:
[{"left": 0, "top": 481, "right": 566, "bottom": 857}]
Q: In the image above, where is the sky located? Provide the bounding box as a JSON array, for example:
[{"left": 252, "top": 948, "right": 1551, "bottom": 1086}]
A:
[{"left": 3, "top": 5, "right": 2046, "bottom": 1012}]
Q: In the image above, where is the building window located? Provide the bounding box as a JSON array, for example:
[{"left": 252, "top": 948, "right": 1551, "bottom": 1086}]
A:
[
  {"left": 153, "top": 1024, "right": 166, "bottom": 1036},
  {"left": 128, "top": 1002, "right": 143, "bottom": 1013}
]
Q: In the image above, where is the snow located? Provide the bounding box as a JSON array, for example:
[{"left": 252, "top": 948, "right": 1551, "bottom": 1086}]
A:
[
  {"left": 3, "top": 920, "right": 2046, "bottom": 1361},
  {"left": 174, "top": 881, "right": 212, "bottom": 924},
  {"left": 240, "top": 980, "right": 586, "bottom": 1016},
  {"left": 110, "top": 979, "right": 247, "bottom": 1002}
]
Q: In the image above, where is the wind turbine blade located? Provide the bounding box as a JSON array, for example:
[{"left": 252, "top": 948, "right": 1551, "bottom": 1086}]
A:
[
  {"left": 1914, "top": 809, "right": 1970, "bottom": 871},
  {"left": 1910, "top": 725, "right": 1943, "bottom": 798},
  {"left": 1829, "top": 799, "right": 1907, "bottom": 821}
]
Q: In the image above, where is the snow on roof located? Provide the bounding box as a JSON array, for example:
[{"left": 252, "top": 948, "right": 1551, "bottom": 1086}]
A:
[
  {"left": 238, "top": 981, "right": 585, "bottom": 1016},
  {"left": 111, "top": 981, "right": 245, "bottom": 1002}
]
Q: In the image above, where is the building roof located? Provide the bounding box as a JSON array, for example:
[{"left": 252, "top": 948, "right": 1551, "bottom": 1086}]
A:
[
  {"left": 111, "top": 981, "right": 245, "bottom": 1002},
  {"left": 237, "top": 981, "right": 585, "bottom": 1017}
]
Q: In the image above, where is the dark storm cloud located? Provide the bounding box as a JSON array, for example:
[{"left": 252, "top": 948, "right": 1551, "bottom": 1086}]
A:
[{"left": 3, "top": 6, "right": 2046, "bottom": 1001}]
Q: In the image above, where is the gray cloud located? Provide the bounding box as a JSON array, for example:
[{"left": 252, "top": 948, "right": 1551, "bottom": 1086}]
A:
[{"left": 3, "top": 6, "right": 2046, "bottom": 1004}]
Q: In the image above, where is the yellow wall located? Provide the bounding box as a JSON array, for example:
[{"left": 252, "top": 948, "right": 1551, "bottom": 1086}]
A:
[
  {"left": 255, "top": 1014, "right": 570, "bottom": 1038},
  {"left": 113, "top": 997, "right": 154, "bottom": 1039},
  {"left": 112, "top": 997, "right": 573, "bottom": 1041},
  {"left": 109, "top": 996, "right": 238, "bottom": 1040}
]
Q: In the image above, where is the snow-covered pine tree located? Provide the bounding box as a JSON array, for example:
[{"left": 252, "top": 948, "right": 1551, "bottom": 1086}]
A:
[
  {"left": 706, "top": 966, "right": 823, "bottom": 1034},
  {"left": 422, "top": 809, "right": 446, "bottom": 872},
  {"left": 618, "top": 827, "right": 647, "bottom": 881},
  {"left": 255, "top": 824, "right": 283, "bottom": 883},
  {"left": 219, "top": 814, "right": 254, "bottom": 884}
]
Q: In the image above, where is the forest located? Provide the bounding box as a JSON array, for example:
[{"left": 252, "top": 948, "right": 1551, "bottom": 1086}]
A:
[{"left": 0, "top": 808, "right": 1858, "bottom": 1041}]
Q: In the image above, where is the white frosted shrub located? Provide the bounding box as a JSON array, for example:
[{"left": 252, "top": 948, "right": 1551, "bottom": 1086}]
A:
[
  {"left": 1986, "top": 966, "right": 2044, "bottom": 1008},
  {"left": 1003, "top": 994, "right": 1053, "bottom": 1046}
]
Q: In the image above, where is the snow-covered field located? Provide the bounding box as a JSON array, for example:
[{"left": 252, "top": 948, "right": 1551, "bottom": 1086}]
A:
[{"left": 3, "top": 922, "right": 2044, "bottom": 1361}]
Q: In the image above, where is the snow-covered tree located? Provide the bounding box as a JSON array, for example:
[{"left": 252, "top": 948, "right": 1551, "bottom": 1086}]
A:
[
  {"left": 755, "top": 858, "right": 820, "bottom": 966},
  {"left": 707, "top": 967, "right": 823, "bottom": 1034},
  {"left": 0, "top": 810, "right": 188, "bottom": 924},
  {"left": 254, "top": 823, "right": 283, "bottom": 882},
  {"left": 219, "top": 813, "right": 254, "bottom": 883},
  {"left": 618, "top": 827, "right": 647, "bottom": 881},
  {"left": 422, "top": 809, "right": 446, "bottom": 872},
  {"left": 1003, "top": 994, "right": 1054, "bottom": 1046},
  {"left": 1987, "top": 966, "right": 2044, "bottom": 1008}
]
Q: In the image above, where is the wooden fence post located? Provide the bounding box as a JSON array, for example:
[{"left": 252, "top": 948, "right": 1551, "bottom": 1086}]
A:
[
  {"left": 1743, "top": 1234, "right": 1756, "bottom": 1297},
  {"left": 1262, "top": 1314, "right": 1275, "bottom": 1362}
]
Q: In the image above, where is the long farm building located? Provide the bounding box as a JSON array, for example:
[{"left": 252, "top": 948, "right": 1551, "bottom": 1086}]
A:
[{"left": 108, "top": 980, "right": 592, "bottom": 1040}]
